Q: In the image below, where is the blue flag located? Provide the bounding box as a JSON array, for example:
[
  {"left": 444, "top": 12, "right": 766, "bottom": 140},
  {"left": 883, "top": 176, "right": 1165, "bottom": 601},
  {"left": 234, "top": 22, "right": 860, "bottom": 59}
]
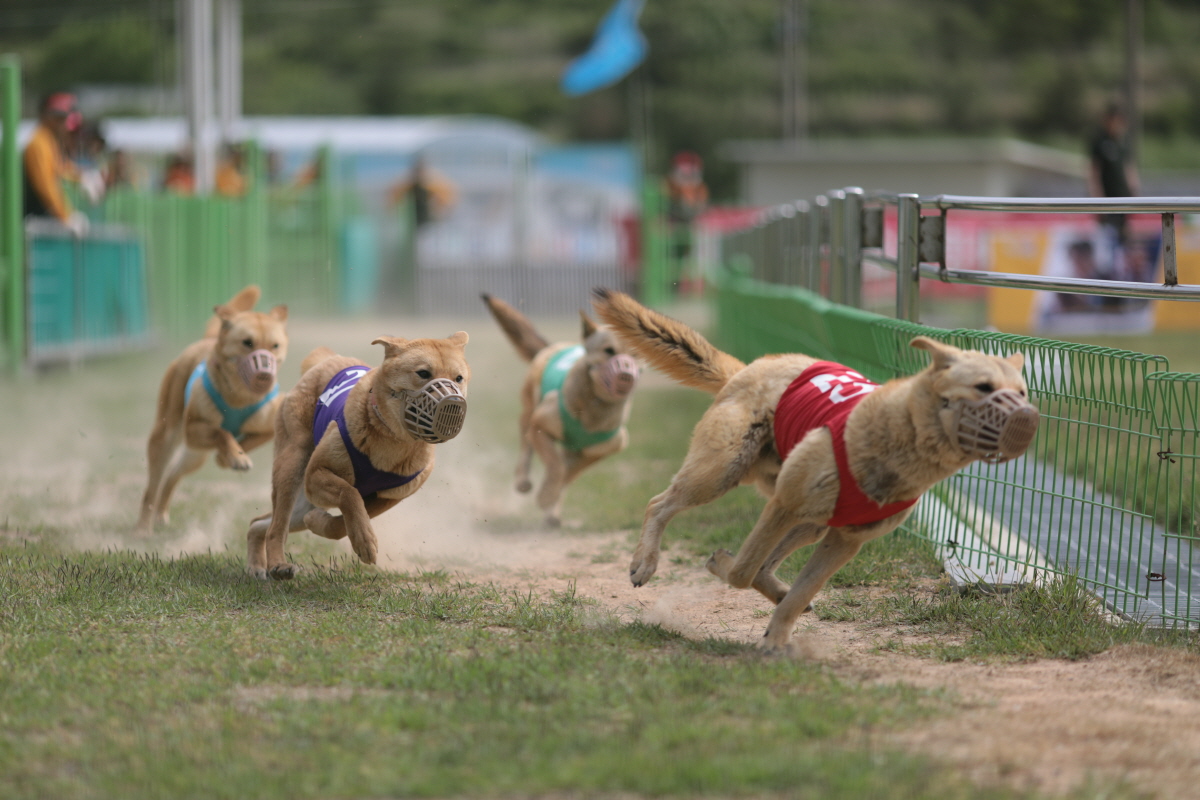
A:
[{"left": 561, "top": 0, "right": 647, "bottom": 96}]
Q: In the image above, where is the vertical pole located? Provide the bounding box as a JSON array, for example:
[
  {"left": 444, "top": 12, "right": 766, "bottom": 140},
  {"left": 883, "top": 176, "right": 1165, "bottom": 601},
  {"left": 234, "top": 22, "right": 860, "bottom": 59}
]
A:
[
  {"left": 1124, "top": 0, "right": 1142, "bottom": 161},
  {"left": 1, "top": 56, "right": 22, "bottom": 371},
  {"left": 181, "top": 0, "right": 216, "bottom": 193},
  {"left": 842, "top": 186, "right": 863, "bottom": 309},
  {"left": 808, "top": 193, "right": 826, "bottom": 294},
  {"left": 215, "top": 0, "right": 242, "bottom": 145},
  {"left": 827, "top": 189, "right": 845, "bottom": 304},
  {"left": 896, "top": 193, "right": 921, "bottom": 322},
  {"left": 1162, "top": 212, "right": 1177, "bottom": 286}
]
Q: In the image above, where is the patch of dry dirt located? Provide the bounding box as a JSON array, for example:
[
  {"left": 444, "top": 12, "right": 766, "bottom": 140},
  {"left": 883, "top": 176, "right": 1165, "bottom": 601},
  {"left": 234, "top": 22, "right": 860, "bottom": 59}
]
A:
[{"left": 375, "top": 521, "right": 1200, "bottom": 800}]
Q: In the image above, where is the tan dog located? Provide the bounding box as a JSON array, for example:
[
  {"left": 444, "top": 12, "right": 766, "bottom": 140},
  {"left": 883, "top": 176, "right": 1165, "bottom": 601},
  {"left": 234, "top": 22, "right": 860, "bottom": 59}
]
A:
[
  {"left": 246, "top": 332, "right": 470, "bottom": 580},
  {"left": 592, "top": 288, "right": 1038, "bottom": 653},
  {"left": 137, "top": 285, "right": 288, "bottom": 534},
  {"left": 482, "top": 293, "right": 640, "bottom": 527}
]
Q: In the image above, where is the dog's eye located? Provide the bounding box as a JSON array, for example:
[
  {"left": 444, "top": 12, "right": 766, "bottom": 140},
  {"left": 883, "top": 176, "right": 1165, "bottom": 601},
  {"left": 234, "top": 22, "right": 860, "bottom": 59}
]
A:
[
  {"left": 416, "top": 369, "right": 432, "bottom": 380},
  {"left": 455, "top": 375, "right": 463, "bottom": 383},
  {"left": 272, "top": 343, "right": 279, "bottom": 350},
  {"left": 604, "top": 347, "right": 616, "bottom": 356},
  {"left": 975, "top": 382, "right": 995, "bottom": 394},
  {"left": 242, "top": 338, "right": 254, "bottom": 348}
]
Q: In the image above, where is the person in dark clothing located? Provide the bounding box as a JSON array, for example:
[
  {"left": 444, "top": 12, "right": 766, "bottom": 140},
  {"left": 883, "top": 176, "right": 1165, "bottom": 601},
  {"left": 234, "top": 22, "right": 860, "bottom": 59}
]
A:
[{"left": 1087, "top": 103, "right": 1140, "bottom": 244}]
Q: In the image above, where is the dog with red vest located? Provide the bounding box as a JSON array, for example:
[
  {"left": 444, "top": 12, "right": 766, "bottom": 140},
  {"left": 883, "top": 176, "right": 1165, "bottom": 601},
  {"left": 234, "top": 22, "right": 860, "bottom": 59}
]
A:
[{"left": 592, "top": 288, "right": 1038, "bottom": 654}]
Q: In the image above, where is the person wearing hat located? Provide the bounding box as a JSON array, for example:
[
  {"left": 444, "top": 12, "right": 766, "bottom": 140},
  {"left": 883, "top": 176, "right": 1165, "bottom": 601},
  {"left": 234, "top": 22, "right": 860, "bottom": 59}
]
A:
[{"left": 23, "top": 92, "right": 89, "bottom": 236}]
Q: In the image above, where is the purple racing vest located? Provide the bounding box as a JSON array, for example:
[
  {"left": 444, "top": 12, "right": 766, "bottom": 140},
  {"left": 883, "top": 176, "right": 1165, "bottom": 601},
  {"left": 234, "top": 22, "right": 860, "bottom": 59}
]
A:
[{"left": 313, "top": 366, "right": 423, "bottom": 497}]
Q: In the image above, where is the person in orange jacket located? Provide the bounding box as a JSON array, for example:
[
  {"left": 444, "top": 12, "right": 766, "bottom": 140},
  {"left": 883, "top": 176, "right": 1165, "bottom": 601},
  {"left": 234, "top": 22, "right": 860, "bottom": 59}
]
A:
[{"left": 23, "top": 92, "right": 88, "bottom": 236}]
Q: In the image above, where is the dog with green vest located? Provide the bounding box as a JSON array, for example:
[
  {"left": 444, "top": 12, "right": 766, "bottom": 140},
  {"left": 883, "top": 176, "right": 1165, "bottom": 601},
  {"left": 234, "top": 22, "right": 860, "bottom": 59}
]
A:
[{"left": 483, "top": 293, "right": 640, "bottom": 527}]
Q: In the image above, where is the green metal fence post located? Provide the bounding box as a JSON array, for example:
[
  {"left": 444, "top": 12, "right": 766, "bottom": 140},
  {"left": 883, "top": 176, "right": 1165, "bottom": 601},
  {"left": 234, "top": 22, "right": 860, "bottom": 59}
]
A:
[{"left": 1, "top": 56, "right": 22, "bottom": 372}]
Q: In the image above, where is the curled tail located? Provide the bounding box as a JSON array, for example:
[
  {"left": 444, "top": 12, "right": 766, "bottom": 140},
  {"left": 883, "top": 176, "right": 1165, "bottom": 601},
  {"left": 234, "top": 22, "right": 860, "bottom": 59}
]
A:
[
  {"left": 203, "top": 285, "right": 262, "bottom": 339},
  {"left": 481, "top": 293, "right": 550, "bottom": 362},
  {"left": 591, "top": 287, "right": 745, "bottom": 394},
  {"left": 301, "top": 346, "right": 338, "bottom": 375}
]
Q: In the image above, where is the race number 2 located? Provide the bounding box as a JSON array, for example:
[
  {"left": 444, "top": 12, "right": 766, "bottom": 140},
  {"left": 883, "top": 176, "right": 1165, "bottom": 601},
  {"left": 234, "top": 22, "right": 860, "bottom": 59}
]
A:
[{"left": 808, "top": 370, "right": 877, "bottom": 404}]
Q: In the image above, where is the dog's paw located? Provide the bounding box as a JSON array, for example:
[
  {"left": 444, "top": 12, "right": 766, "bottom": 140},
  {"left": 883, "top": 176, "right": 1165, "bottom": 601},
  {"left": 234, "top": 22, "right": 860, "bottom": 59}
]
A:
[
  {"left": 268, "top": 563, "right": 300, "bottom": 581},
  {"left": 544, "top": 514, "right": 562, "bottom": 529},
  {"left": 349, "top": 535, "right": 378, "bottom": 565},
  {"left": 515, "top": 479, "right": 533, "bottom": 494},
  {"left": 629, "top": 548, "right": 658, "bottom": 587},
  {"left": 705, "top": 548, "right": 734, "bottom": 580},
  {"left": 247, "top": 565, "right": 269, "bottom": 580},
  {"left": 228, "top": 451, "right": 253, "bottom": 471}
]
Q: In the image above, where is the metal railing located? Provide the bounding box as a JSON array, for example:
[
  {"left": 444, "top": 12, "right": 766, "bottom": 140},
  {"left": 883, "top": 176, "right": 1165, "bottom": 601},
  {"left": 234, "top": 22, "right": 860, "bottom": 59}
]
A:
[
  {"left": 716, "top": 188, "right": 1200, "bottom": 627},
  {"left": 722, "top": 188, "right": 1200, "bottom": 321}
]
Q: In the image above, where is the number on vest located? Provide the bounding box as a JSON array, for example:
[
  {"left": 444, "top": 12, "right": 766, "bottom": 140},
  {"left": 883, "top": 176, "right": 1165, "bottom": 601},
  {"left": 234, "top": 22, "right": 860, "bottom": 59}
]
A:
[{"left": 808, "top": 371, "right": 877, "bottom": 404}]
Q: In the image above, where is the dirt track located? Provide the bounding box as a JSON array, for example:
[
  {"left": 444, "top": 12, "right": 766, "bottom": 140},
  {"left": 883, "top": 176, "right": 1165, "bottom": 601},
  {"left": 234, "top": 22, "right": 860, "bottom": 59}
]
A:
[{"left": 5, "top": 309, "right": 1200, "bottom": 798}]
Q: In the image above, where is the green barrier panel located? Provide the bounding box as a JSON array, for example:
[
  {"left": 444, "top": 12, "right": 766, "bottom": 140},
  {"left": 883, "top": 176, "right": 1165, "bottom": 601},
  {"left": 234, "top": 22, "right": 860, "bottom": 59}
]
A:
[
  {"left": 25, "top": 224, "right": 151, "bottom": 364},
  {"left": 714, "top": 267, "right": 1200, "bottom": 627}
]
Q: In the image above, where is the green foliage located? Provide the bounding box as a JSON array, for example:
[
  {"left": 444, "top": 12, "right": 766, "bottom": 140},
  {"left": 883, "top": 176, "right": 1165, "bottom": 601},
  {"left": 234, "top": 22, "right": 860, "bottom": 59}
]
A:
[{"left": 7, "top": 0, "right": 1200, "bottom": 197}]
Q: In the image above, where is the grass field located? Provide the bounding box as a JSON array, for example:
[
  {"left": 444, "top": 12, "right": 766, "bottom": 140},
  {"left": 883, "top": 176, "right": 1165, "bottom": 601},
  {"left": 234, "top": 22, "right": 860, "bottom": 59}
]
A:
[{"left": 0, "top": 310, "right": 1191, "bottom": 799}]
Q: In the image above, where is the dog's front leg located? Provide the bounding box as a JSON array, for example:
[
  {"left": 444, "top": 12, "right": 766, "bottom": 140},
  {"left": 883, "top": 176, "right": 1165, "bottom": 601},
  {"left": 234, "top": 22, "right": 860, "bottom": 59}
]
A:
[
  {"left": 188, "top": 420, "right": 253, "bottom": 471},
  {"left": 304, "top": 496, "right": 400, "bottom": 540},
  {"left": 514, "top": 406, "right": 536, "bottom": 494},
  {"left": 706, "top": 497, "right": 797, "bottom": 590},
  {"left": 217, "top": 431, "right": 272, "bottom": 467},
  {"left": 306, "top": 467, "right": 377, "bottom": 565},
  {"left": 529, "top": 427, "right": 567, "bottom": 527},
  {"left": 255, "top": 439, "right": 311, "bottom": 580},
  {"left": 761, "top": 528, "right": 866, "bottom": 653}
]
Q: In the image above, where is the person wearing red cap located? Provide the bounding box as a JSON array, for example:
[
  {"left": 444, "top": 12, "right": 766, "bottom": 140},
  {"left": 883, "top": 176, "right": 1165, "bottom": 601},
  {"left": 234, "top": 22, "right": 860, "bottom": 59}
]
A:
[{"left": 23, "top": 92, "right": 88, "bottom": 236}]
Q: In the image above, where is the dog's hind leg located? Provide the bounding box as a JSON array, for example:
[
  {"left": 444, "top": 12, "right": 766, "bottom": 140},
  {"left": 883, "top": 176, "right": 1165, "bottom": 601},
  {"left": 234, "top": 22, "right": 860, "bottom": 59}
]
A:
[
  {"left": 137, "top": 429, "right": 182, "bottom": 534},
  {"left": 514, "top": 410, "right": 535, "bottom": 494},
  {"left": 151, "top": 447, "right": 208, "bottom": 527},
  {"left": 630, "top": 405, "right": 772, "bottom": 587},
  {"left": 246, "top": 491, "right": 314, "bottom": 572}
]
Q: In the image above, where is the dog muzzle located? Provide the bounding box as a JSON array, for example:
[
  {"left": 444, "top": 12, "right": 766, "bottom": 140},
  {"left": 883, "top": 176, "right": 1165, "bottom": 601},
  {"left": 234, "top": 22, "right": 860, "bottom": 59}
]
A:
[
  {"left": 403, "top": 378, "right": 467, "bottom": 443},
  {"left": 599, "top": 354, "right": 639, "bottom": 398},
  {"left": 238, "top": 349, "right": 277, "bottom": 393},
  {"left": 951, "top": 389, "right": 1040, "bottom": 464}
]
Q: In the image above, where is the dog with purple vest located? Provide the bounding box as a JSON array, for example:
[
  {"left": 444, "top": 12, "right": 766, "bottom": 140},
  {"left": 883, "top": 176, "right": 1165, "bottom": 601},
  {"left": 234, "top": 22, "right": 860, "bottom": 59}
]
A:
[{"left": 246, "top": 333, "right": 469, "bottom": 580}]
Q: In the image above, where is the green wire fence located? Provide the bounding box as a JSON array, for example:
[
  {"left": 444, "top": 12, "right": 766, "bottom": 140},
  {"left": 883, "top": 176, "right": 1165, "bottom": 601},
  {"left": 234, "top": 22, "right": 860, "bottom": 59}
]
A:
[{"left": 715, "top": 194, "right": 1200, "bottom": 627}]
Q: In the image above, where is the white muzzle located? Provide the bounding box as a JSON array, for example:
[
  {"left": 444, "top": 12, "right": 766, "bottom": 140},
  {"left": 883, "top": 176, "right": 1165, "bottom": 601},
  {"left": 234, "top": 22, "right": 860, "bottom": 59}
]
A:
[
  {"left": 403, "top": 378, "right": 467, "bottom": 443},
  {"left": 953, "top": 388, "right": 1040, "bottom": 464},
  {"left": 599, "top": 354, "right": 639, "bottom": 398},
  {"left": 238, "top": 349, "right": 277, "bottom": 393}
]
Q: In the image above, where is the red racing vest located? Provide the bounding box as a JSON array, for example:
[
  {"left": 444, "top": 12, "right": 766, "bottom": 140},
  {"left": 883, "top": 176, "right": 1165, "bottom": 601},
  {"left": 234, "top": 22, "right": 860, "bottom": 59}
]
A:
[{"left": 774, "top": 362, "right": 918, "bottom": 527}]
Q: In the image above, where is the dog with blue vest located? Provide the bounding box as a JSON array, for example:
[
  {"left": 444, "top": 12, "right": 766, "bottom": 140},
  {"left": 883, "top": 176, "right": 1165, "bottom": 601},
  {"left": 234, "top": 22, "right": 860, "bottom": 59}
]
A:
[
  {"left": 592, "top": 288, "right": 1040, "bottom": 653},
  {"left": 482, "top": 293, "right": 640, "bottom": 528},
  {"left": 245, "top": 332, "right": 469, "bottom": 580},
  {"left": 137, "top": 285, "right": 288, "bottom": 535}
]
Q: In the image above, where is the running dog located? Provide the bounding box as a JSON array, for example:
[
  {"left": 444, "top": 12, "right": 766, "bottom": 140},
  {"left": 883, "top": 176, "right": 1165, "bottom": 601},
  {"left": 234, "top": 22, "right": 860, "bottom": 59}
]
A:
[
  {"left": 591, "top": 288, "right": 1039, "bottom": 653},
  {"left": 245, "top": 332, "right": 469, "bottom": 580},
  {"left": 137, "top": 285, "right": 288, "bottom": 534},
  {"left": 482, "top": 293, "right": 639, "bottom": 527}
]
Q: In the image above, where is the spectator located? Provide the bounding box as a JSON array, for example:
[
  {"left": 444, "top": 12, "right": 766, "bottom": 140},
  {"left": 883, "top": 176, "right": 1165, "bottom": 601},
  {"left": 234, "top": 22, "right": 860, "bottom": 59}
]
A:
[
  {"left": 22, "top": 92, "right": 88, "bottom": 236},
  {"left": 1087, "top": 102, "right": 1140, "bottom": 244},
  {"left": 216, "top": 142, "right": 248, "bottom": 197},
  {"left": 162, "top": 153, "right": 195, "bottom": 195},
  {"left": 388, "top": 155, "right": 457, "bottom": 227}
]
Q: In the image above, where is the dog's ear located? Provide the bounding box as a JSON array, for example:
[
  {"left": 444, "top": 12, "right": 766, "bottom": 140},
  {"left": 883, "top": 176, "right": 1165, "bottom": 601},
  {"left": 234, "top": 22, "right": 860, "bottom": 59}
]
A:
[
  {"left": 910, "top": 336, "right": 959, "bottom": 370},
  {"left": 1006, "top": 352, "right": 1025, "bottom": 371},
  {"left": 270, "top": 304, "right": 288, "bottom": 323},
  {"left": 580, "top": 311, "right": 598, "bottom": 340},
  {"left": 213, "top": 303, "right": 237, "bottom": 331},
  {"left": 445, "top": 330, "right": 469, "bottom": 348},
  {"left": 372, "top": 336, "right": 409, "bottom": 360}
]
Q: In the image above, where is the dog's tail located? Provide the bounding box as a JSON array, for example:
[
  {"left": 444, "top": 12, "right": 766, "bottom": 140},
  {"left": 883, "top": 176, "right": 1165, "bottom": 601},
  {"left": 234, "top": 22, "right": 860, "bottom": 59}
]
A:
[
  {"left": 591, "top": 287, "right": 745, "bottom": 394},
  {"left": 203, "top": 285, "right": 261, "bottom": 339},
  {"left": 301, "top": 347, "right": 338, "bottom": 375},
  {"left": 481, "top": 293, "right": 549, "bottom": 362}
]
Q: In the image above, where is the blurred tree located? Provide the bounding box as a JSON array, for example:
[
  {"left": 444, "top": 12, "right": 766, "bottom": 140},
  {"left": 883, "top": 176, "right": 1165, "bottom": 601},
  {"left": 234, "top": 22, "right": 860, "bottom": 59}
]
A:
[{"left": 34, "top": 15, "right": 165, "bottom": 95}]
